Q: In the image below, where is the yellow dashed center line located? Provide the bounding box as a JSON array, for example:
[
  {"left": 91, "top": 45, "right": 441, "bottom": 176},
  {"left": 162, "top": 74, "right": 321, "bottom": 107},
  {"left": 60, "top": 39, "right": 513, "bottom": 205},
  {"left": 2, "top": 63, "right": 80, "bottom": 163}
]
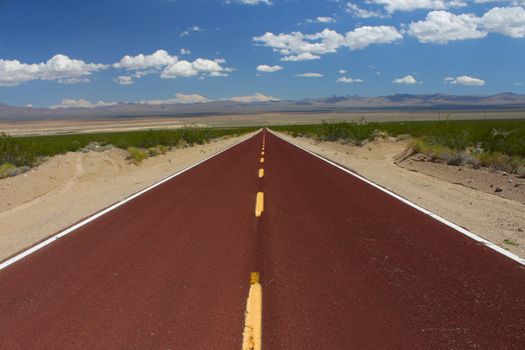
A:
[
  {"left": 261, "top": 151, "right": 265, "bottom": 156},
  {"left": 255, "top": 192, "right": 264, "bottom": 217},
  {"left": 242, "top": 273, "right": 262, "bottom": 350},
  {"left": 258, "top": 169, "right": 264, "bottom": 178},
  {"left": 260, "top": 157, "right": 264, "bottom": 164}
]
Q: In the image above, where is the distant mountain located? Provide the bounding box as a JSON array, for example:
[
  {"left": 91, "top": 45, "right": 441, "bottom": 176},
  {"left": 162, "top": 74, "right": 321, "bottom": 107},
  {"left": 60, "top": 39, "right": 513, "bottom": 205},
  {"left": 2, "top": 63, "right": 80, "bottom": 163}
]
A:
[{"left": 1, "top": 93, "right": 525, "bottom": 121}]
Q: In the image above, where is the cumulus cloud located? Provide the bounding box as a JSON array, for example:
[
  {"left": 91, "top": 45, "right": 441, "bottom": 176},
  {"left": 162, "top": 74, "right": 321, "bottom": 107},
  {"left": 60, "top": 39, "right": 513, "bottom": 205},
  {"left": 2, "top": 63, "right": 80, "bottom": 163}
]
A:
[
  {"left": 407, "top": 11, "right": 486, "bottom": 43},
  {"left": 161, "top": 58, "right": 231, "bottom": 79},
  {"left": 115, "top": 76, "right": 134, "bottom": 85},
  {"left": 256, "top": 64, "right": 283, "bottom": 72},
  {"left": 369, "top": 0, "right": 466, "bottom": 13},
  {"left": 346, "top": 3, "right": 386, "bottom": 18},
  {"left": 180, "top": 48, "right": 191, "bottom": 55},
  {"left": 140, "top": 93, "right": 209, "bottom": 105},
  {"left": 113, "top": 50, "right": 178, "bottom": 70},
  {"left": 295, "top": 73, "right": 324, "bottom": 78},
  {"left": 228, "top": 92, "right": 279, "bottom": 102},
  {"left": 346, "top": 26, "right": 403, "bottom": 50},
  {"left": 253, "top": 26, "right": 402, "bottom": 61},
  {"left": 50, "top": 99, "right": 118, "bottom": 109},
  {"left": 113, "top": 50, "right": 232, "bottom": 80},
  {"left": 254, "top": 29, "right": 345, "bottom": 57},
  {"left": 0, "top": 54, "right": 107, "bottom": 87},
  {"left": 393, "top": 75, "right": 419, "bottom": 84},
  {"left": 481, "top": 7, "right": 525, "bottom": 38},
  {"left": 408, "top": 7, "right": 525, "bottom": 43},
  {"left": 337, "top": 76, "right": 364, "bottom": 83},
  {"left": 444, "top": 75, "right": 485, "bottom": 85}
]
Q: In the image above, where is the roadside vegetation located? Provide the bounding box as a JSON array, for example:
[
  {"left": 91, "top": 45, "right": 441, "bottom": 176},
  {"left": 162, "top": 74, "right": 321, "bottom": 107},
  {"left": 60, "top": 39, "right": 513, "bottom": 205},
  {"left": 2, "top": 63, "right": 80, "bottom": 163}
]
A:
[
  {"left": 272, "top": 119, "right": 525, "bottom": 175},
  {"left": 0, "top": 127, "right": 256, "bottom": 177}
]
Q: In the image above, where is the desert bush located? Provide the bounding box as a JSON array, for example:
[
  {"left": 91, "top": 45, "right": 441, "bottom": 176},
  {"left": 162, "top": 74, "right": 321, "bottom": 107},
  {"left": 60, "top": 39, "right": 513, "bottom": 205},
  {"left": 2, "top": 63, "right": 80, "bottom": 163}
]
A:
[
  {"left": 127, "top": 147, "right": 147, "bottom": 164},
  {"left": 0, "top": 163, "right": 30, "bottom": 179},
  {"left": 158, "top": 145, "right": 169, "bottom": 154},
  {"left": 176, "top": 138, "right": 188, "bottom": 148},
  {"left": 475, "top": 152, "right": 524, "bottom": 173},
  {"left": 147, "top": 147, "right": 160, "bottom": 157},
  {"left": 0, "top": 163, "right": 16, "bottom": 178}
]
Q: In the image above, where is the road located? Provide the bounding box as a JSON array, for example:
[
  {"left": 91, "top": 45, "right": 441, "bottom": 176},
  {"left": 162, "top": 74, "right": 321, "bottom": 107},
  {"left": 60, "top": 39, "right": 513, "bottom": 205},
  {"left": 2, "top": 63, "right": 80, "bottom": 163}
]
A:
[{"left": 1, "top": 130, "right": 524, "bottom": 349}]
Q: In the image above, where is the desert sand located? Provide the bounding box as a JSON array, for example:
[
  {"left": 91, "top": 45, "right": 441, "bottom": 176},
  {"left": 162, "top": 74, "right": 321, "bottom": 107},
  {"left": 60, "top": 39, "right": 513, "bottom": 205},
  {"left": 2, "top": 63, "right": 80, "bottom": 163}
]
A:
[
  {"left": 276, "top": 132, "right": 525, "bottom": 259},
  {"left": 0, "top": 132, "right": 256, "bottom": 261}
]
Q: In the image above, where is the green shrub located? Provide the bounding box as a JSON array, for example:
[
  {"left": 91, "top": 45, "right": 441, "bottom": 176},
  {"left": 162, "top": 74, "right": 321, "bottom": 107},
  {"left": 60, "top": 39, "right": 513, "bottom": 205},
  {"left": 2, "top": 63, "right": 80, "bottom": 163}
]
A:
[
  {"left": 127, "top": 147, "right": 147, "bottom": 164},
  {"left": 0, "top": 163, "right": 16, "bottom": 179},
  {"left": 147, "top": 147, "right": 160, "bottom": 157}
]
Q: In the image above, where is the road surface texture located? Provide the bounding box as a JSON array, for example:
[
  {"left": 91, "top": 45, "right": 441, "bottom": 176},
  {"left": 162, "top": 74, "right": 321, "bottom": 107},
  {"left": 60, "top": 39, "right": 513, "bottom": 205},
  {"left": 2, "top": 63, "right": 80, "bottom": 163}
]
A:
[{"left": 1, "top": 130, "right": 524, "bottom": 349}]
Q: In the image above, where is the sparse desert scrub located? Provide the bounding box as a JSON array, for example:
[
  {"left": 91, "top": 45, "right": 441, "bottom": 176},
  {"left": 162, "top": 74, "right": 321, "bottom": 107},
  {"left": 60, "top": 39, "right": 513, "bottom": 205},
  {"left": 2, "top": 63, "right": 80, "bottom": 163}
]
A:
[
  {"left": 476, "top": 152, "right": 524, "bottom": 173},
  {"left": 0, "top": 126, "right": 256, "bottom": 175},
  {"left": 273, "top": 119, "right": 525, "bottom": 173}
]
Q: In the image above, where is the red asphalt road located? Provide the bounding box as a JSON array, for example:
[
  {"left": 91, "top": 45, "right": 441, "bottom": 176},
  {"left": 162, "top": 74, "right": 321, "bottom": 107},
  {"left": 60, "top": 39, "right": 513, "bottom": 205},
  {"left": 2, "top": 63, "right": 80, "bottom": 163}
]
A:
[{"left": 1, "top": 130, "right": 524, "bottom": 349}]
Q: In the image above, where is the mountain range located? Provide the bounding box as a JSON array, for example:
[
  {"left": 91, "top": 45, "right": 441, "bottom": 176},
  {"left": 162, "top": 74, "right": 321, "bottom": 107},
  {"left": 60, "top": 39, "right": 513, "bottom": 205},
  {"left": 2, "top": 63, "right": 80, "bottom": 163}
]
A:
[{"left": 1, "top": 93, "right": 525, "bottom": 121}]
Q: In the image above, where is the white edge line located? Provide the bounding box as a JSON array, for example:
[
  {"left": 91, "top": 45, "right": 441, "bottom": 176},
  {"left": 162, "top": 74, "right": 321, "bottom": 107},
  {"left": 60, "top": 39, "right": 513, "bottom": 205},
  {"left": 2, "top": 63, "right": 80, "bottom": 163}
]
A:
[
  {"left": 0, "top": 131, "right": 260, "bottom": 271},
  {"left": 270, "top": 130, "right": 525, "bottom": 266}
]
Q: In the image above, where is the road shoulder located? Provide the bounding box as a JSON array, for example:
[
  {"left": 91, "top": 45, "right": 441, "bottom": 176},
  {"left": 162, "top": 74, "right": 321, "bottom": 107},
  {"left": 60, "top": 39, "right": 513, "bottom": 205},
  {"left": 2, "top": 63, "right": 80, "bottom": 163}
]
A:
[{"left": 276, "top": 132, "right": 525, "bottom": 259}]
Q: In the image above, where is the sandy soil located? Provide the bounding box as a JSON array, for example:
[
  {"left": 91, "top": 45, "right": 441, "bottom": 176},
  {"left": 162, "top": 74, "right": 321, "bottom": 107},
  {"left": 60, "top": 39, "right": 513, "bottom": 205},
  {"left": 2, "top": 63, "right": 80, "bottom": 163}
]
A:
[
  {"left": 276, "top": 132, "right": 525, "bottom": 259},
  {"left": 400, "top": 154, "right": 525, "bottom": 205},
  {"left": 0, "top": 132, "right": 256, "bottom": 261}
]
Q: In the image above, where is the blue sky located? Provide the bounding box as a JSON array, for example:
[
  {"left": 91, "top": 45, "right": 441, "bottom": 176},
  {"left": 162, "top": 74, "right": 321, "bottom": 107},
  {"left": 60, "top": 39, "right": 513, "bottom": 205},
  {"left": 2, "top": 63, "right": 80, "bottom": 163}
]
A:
[{"left": 0, "top": 0, "right": 524, "bottom": 107}]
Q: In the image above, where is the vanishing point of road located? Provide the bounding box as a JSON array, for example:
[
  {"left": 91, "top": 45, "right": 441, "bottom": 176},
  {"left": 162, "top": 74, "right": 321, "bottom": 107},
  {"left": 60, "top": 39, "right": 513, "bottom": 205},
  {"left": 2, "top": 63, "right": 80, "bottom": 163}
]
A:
[{"left": 1, "top": 130, "right": 524, "bottom": 349}]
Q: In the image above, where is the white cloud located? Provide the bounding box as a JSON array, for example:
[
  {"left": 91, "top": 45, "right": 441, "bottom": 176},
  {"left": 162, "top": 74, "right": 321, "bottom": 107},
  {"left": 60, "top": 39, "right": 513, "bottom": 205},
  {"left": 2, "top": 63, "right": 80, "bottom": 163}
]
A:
[
  {"left": 160, "top": 61, "right": 197, "bottom": 78},
  {"left": 0, "top": 54, "right": 107, "bottom": 87},
  {"left": 368, "top": 0, "right": 466, "bottom": 13},
  {"left": 315, "top": 16, "right": 336, "bottom": 23},
  {"left": 337, "top": 76, "right": 364, "bottom": 83},
  {"left": 180, "top": 48, "right": 191, "bottom": 55},
  {"left": 254, "top": 29, "right": 345, "bottom": 58},
  {"left": 345, "top": 26, "right": 403, "bottom": 50},
  {"left": 115, "top": 76, "right": 134, "bottom": 85},
  {"left": 254, "top": 26, "right": 402, "bottom": 61},
  {"left": 346, "top": 3, "right": 386, "bottom": 18},
  {"left": 140, "top": 93, "right": 209, "bottom": 105},
  {"left": 295, "top": 73, "right": 324, "bottom": 78},
  {"left": 339, "top": 69, "right": 347, "bottom": 74},
  {"left": 160, "top": 58, "right": 231, "bottom": 79},
  {"left": 393, "top": 75, "right": 419, "bottom": 84},
  {"left": 50, "top": 99, "right": 117, "bottom": 109},
  {"left": 408, "top": 7, "right": 525, "bottom": 43},
  {"left": 408, "top": 11, "right": 486, "bottom": 43},
  {"left": 228, "top": 92, "right": 279, "bottom": 102},
  {"left": 113, "top": 50, "right": 178, "bottom": 70},
  {"left": 444, "top": 75, "right": 485, "bottom": 85},
  {"left": 256, "top": 64, "right": 283, "bottom": 72},
  {"left": 481, "top": 7, "right": 525, "bottom": 38},
  {"left": 113, "top": 50, "right": 231, "bottom": 80},
  {"left": 180, "top": 26, "right": 203, "bottom": 37},
  {"left": 281, "top": 53, "right": 321, "bottom": 61}
]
